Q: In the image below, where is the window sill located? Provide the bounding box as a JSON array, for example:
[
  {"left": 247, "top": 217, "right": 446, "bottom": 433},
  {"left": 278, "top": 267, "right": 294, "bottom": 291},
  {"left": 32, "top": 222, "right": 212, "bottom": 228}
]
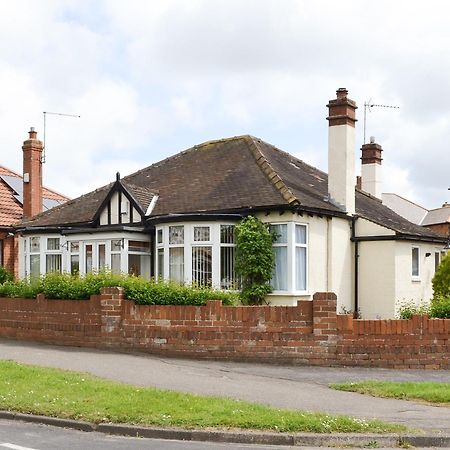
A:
[
  {"left": 411, "top": 277, "right": 421, "bottom": 283},
  {"left": 268, "top": 292, "right": 310, "bottom": 297}
]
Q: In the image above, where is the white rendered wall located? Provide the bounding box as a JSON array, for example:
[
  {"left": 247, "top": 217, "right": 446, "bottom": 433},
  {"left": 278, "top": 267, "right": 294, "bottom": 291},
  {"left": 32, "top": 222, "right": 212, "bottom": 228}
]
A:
[
  {"left": 358, "top": 240, "right": 396, "bottom": 319},
  {"left": 356, "top": 218, "right": 395, "bottom": 237},
  {"left": 361, "top": 163, "right": 382, "bottom": 198},
  {"left": 394, "top": 241, "right": 444, "bottom": 315},
  {"left": 328, "top": 124, "right": 355, "bottom": 214}
]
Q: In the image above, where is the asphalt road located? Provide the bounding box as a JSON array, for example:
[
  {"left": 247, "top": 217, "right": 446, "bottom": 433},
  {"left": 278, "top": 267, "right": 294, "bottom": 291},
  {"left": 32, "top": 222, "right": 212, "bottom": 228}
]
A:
[{"left": 0, "top": 339, "right": 449, "bottom": 434}]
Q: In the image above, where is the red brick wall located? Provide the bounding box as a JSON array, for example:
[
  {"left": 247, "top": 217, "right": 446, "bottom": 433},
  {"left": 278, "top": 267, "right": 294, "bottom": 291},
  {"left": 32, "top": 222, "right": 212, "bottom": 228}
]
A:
[
  {"left": 0, "top": 288, "right": 448, "bottom": 369},
  {"left": 0, "top": 234, "right": 18, "bottom": 278}
]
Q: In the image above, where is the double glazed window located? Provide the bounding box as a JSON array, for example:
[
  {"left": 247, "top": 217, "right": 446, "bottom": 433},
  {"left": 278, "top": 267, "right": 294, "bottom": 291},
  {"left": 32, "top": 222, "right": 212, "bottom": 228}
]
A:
[
  {"left": 155, "top": 223, "right": 237, "bottom": 289},
  {"left": 270, "top": 223, "right": 308, "bottom": 293},
  {"left": 411, "top": 247, "right": 420, "bottom": 278}
]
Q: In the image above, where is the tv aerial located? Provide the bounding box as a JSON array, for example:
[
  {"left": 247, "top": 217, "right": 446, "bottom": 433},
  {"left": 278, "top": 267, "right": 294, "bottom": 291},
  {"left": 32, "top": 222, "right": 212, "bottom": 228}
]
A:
[
  {"left": 363, "top": 100, "right": 399, "bottom": 145},
  {"left": 42, "top": 111, "right": 81, "bottom": 163}
]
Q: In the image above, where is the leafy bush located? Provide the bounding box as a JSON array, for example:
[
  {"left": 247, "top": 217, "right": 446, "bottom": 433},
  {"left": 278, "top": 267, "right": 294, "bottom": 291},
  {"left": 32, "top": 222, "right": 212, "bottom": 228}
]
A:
[
  {"left": 235, "top": 216, "right": 276, "bottom": 305},
  {"left": 0, "top": 266, "right": 13, "bottom": 284},
  {"left": 0, "top": 272, "right": 238, "bottom": 306},
  {"left": 432, "top": 252, "right": 450, "bottom": 298},
  {"left": 396, "top": 301, "right": 430, "bottom": 319},
  {"left": 429, "top": 295, "right": 450, "bottom": 319}
]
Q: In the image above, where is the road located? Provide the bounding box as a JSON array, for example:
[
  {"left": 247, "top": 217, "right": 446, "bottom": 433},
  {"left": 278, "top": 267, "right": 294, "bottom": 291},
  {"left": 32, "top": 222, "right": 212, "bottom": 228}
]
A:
[{"left": 0, "top": 339, "right": 449, "bottom": 434}]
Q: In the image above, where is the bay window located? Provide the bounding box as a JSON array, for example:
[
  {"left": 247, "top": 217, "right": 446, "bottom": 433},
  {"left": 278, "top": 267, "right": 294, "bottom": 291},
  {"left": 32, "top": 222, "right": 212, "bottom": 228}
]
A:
[
  {"left": 29, "top": 237, "right": 40, "bottom": 278},
  {"left": 70, "top": 241, "right": 80, "bottom": 275},
  {"left": 169, "top": 226, "right": 184, "bottom": 283},
  {"left": 45, "top": 237, "right": 62, "bottom": 273},
  {"left": 270, "top": 222, "right": 308, "bottom": 294}
]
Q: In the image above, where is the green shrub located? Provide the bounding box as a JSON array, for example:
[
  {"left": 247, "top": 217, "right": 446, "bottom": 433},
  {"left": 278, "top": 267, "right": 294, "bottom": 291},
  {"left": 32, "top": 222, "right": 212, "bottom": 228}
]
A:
[
  {"left": 0, "top": 266, "right": 13, "bottom": 284},
  {"left": 0, "top": 272, "right": 238, "bottom": 306},
  {"left": 432, "top": 252, "right": 450, "bottom": 298},
  {"left": 396, "top": 301, "right": 430, "bottom": 319},
  {"left": 429, "top": 295, "right": 450, "bottom": 319},
  {"left": 235, "top": 216, "right": 276, "bottom": 305}
]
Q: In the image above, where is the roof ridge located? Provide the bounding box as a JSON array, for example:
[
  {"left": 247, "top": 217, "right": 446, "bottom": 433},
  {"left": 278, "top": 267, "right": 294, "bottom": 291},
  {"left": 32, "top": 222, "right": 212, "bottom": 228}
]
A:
[{"left": 246, "top": 136, "right": 300, "bottom": 206}]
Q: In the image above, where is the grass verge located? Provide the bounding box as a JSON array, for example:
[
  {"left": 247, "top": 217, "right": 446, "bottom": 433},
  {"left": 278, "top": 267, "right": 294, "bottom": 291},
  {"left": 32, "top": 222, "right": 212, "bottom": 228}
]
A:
[
  {"left": 0, "top": 361, "right": 404, "bottom": 433},
  {"left": 331, "top": 381, "right": 450, "bottom": 406}
]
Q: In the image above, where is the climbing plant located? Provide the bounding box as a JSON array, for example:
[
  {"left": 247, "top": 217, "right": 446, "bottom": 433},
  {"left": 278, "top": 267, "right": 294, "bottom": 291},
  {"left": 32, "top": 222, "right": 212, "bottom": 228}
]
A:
[{"left": 235, "top": 216, "right": 276, "bottom": 305}]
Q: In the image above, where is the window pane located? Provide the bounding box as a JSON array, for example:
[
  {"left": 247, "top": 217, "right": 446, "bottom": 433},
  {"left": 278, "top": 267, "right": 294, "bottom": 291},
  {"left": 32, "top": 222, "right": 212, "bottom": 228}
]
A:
[
  {"left": 220, "top": 246, "right": 236, "bottom": 289},
  {"left": 412, "top": 247, "right": 419, "bottom": 277},
  {"left": 47, "top": 238, "right": 60, "bottom": 250},
  {"left": 111, "top": 254, "right": 121, "bottom": 274},
  {"left": 70, "top": 255, "right": 79, "bottom": 275},
  {"left": 111, "top": 239, "right": 122, "bottom": 252},
  {"left": 128, "top": 254, "right": 150, "bottom": 278},
  {"left": 194, "top": 226, "right": 210, "bottom": 242},
  {"left": 30, "top": 254, "right": 40, "bottom": 278},
  {"left": 169, "top": 247, "right": 184, "bottom": 283},
  {"left": 99, "top": 244, "right": 106, "bottom": 271},
  {"left": 295, "top": 247, "right": 307, "bottom": 291},
  {"left": 295, "top": 225, "right": 306, "bottom": 244},
  {"left": 85, "top": 244, "right": 93, "bottom": 273},
  {"left": 192, "top": 246, "right": 212, "bottom": 286},
  {"left": 169, "top": 226, "right": 184, "bottom": 244},
  {"left": 157, "top": 229, "right": 163, "bottom": 244},
  {"left": 46, "top": 254, "right": 61, "bottom": 273},
  {"left": 220, "top": 225, "right": 235, "bottom": 244},
  {"left": 270, "top": 224, "right": 287, "bottom": 244},
  {"left": 157, "top": 249, "right": 164, "bottom": 279},
  {"left": 271, "top": 246, "right": 287, "bottom": 290},
  {"left": 30, "top": 237, "right": 40, "bottom": 252},
  {"left": 128, "top": 240, "right": 150, "bottom": 252},
  {"left": 70, "top": 242, "right": 79, "bottom": 253}
]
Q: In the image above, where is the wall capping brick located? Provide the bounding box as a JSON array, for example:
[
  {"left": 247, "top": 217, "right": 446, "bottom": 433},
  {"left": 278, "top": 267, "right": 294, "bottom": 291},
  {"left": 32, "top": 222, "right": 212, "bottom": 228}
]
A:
[{"left": 0, "top": 288, "right": 447, "bottom": 369}]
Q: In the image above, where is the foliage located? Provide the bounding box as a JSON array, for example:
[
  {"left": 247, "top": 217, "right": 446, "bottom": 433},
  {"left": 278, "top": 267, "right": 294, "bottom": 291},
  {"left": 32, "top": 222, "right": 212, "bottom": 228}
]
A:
[
  {"left": 429, "top": 295, "right": 450, "bottom": 319},
  {"left": 331, "top": 381, "right": 450, "bottom": 405},
  {"left": 0, "top": 266, "right": 13, "bottom": 284},
  {"left": 432, "top": 252, "right": 450, "bottom": 298},
  {"left": 396, "top": 301, "right": 430, "bottom": 319},
  {"left": 0, "top": 361, "right": 405, "bottom": 433},
  {"left": 235, "top": 216, "right": 276, "bottom": 305},
  {"left": 0, "top": 272, "right": 238, "bottom": 306}
]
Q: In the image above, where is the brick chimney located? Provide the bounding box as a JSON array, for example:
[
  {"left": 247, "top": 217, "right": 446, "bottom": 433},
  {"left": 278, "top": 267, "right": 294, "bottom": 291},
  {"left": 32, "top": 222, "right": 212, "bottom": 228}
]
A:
[
  {"left": 327, "top": 88, "right": 357, "bottom": 215},
  {"left": 361, "top": 136, "right": 383, "bottom": 198},
  {"left": 22, "top": 127, "right": 43, "bottom": 219}
]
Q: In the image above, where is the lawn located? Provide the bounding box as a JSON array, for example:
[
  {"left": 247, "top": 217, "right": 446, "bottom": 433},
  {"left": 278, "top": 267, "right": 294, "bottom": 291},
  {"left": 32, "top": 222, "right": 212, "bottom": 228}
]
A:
[
  {"left": 0, "top": 361, "right": 404, "bottom": 433},
  {"left": 331, "top": 381, "right": 450, "bottom": 405}
]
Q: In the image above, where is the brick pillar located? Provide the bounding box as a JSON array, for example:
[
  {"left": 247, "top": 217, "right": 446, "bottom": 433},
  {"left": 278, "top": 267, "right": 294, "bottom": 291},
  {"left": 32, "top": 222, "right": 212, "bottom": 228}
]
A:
[
  {"left": 99, "top": 287, "right": 124, "bottom": 346},
  {"left": 313, "top": 292, "right": 338, "bottom": 340}
]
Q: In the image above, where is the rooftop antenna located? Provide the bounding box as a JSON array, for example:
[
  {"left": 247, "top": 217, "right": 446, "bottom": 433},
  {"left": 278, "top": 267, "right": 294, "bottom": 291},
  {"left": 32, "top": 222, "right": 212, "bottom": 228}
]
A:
[
  {"left": 42, "top": 111, "right": 81, "bottom": 163},
  {"left": 363, "top": 100, "right": 399, "bottom": 144}
]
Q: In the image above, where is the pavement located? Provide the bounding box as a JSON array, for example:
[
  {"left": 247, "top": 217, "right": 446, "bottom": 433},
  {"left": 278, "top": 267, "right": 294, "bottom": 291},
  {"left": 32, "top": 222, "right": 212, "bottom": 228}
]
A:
[{"left": 0, "top": 338, "right": 449, "bottom": 447}]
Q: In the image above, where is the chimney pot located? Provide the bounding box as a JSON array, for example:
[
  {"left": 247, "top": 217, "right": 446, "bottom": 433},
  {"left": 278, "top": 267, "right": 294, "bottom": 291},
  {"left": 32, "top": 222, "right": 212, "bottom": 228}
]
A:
[
  {"left": 28, "top": 127, "right": 37, "bottom": 139},
  {"left": 336, "top": 88, "right": 348, "bottom": 99},
  {"left": 370, "top": 136, "right": 375, "bottom": 144}
]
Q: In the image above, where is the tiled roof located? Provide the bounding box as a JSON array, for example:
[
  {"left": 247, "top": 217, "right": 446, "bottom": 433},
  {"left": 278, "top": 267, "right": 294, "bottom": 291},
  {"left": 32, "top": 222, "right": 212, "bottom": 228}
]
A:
[
  {"left": 0, "top": 165, "right": 69, "bottom": 227},
  {"left": 19, "top": 136, "right": 446, "bottom": 241},
  {"left": 421, "top": 206, "right": 450, "bottom": 226}
]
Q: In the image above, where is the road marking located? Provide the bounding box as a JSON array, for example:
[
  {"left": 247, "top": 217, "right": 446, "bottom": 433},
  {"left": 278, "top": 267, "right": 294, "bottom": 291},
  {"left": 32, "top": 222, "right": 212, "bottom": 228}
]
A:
[{"left": 0, "top": 444, "right": 38, "bottom": 450}]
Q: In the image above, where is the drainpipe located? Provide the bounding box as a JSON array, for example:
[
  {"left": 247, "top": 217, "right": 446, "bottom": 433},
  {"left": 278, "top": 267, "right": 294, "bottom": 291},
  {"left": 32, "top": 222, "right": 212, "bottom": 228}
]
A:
[{"left": 351, "top": 216, "right": 359, "bottom": 318}]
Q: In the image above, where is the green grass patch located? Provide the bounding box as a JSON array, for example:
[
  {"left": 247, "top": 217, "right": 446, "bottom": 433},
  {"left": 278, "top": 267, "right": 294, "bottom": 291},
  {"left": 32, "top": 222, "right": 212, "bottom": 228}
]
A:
[
  {"left": 0, "top": 361, "right": 404, "bottom": 433},
  {"left": 331, "top": 381, "right": 450, "bottom": 405}
]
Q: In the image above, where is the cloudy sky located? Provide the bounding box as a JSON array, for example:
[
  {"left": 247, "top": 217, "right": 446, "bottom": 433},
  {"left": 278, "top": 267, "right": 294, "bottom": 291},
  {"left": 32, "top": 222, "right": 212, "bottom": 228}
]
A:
[{"left": 1, "top": 0, "right": 449, "bottom": 208}]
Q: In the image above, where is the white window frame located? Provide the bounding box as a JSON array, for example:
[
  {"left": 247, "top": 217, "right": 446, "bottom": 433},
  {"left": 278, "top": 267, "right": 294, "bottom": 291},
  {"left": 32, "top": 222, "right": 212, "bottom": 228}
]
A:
[
  {"left": 269, "top": 221, "right": 308, "bottom": 295},
  {"left": 45, "top": 236, "right": 62, "bottom": 274},
  {"left": 411, "top": 246, "right": 420, "bottom": 280}
]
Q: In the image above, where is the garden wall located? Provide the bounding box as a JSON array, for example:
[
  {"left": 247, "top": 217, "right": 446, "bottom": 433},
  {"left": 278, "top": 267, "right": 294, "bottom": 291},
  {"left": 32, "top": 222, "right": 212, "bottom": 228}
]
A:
[{"left": 0, "top": 288, "right": 448, "bottom": 369}]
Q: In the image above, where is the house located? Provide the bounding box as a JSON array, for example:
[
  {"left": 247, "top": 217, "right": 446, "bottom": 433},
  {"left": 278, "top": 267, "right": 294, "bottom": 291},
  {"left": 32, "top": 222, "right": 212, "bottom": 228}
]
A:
[
  {"left": 0, "top": 129, "right": 68, "bottom": 277},
  {"left": 14, "top": 89, "right": 447, "bottom": 318},
  {"left": 383, "top": 193, "right": 450, "bottom": 239}
]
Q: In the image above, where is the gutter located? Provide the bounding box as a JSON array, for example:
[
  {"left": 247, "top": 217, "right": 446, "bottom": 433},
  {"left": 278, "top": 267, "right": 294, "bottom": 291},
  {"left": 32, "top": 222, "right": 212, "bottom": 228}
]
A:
[{"left": 351, "top": 234, "right": 448, "bottom": 244}]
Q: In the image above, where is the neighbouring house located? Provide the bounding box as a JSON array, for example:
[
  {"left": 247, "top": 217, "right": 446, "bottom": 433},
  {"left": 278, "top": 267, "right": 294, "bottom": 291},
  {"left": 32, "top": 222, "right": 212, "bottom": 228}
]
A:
[
  {"left": 14, "top": 89, "right": 447, "bottom": 318},
  {"left": 383, "top": 193, "right": 450, "bottom": 240},
  {"left": 0, "top": 129, "right": 68, "bottom": 277}
]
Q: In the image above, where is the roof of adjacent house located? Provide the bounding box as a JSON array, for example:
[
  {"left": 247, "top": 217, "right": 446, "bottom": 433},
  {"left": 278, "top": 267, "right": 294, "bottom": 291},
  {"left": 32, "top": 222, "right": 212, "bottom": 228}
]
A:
[
  {"left": 19, "top": 135, "right": 446, "bottom": 241},
  {"left": 0, "top": 165, "right": 68, "bottom": 227},
  {"left": 421, "top": 205, "right": 450, "bottom": 226}
]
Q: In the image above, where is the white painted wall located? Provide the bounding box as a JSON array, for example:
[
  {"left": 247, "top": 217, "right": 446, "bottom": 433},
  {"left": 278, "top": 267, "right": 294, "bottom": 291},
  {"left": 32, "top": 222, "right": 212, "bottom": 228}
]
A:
[
  {"left": 328, "top": 124, "right": 355, "bottom": 214},
  {"left": 358, "top": 240, "right": 396, "bottom": 319},
  {"left": 361, "top": 163, "right": 382, "bottom": 199}
]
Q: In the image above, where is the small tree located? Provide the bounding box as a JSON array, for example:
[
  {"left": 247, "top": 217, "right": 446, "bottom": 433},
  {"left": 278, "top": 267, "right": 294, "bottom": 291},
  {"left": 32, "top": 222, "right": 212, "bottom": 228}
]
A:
[
  {"left": 235, "top": 216, "right": 276, "bottom": 305},
  {"left": 432, "top": 252, "right": 450, "bottom": 298}
]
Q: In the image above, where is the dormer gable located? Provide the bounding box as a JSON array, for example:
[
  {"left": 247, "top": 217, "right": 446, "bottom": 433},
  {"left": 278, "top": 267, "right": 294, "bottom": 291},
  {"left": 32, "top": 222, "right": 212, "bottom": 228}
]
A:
[{"left": 94, "top": 173, "right": 157, "bottom": 226}]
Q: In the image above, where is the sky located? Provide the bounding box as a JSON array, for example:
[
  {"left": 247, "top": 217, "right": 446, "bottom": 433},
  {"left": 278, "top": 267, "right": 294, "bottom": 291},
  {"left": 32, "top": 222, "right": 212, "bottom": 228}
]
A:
[{"left": 1, "top": 0, "right": 449, "bottom": 209}]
